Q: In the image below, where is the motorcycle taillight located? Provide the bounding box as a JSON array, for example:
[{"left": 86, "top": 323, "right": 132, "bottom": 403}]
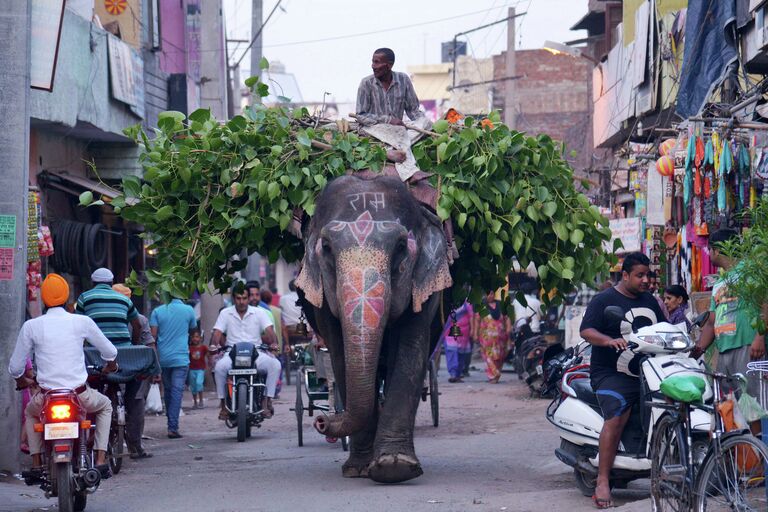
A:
[{"left": 49, "top": 402, "right": 74, "bottom": 421}]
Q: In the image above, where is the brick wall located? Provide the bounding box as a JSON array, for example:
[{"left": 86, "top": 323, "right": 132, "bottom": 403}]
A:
[{"left": 493, "top": 49, "right": 592, "bottom": 173}]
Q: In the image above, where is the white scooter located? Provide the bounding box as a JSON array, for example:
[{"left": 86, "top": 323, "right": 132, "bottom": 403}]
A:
[{"left": 546, "top": 306, "right": 711, "bottom": 496}]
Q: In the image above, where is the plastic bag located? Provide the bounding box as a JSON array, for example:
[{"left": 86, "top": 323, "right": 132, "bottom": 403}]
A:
[
  {"left": 659, "top": 375, "right": 706, "bottom": 403},
  {"left": 145, "top": 383, "right": 163, "bottom": 414},
  {"left": 737, "top": 380, "right": 768, "bottom": 423}
]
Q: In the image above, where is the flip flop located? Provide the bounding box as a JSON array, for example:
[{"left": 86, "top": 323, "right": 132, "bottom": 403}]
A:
[{"left": 591, "top": 495, "right": 613, "bottom": 509}]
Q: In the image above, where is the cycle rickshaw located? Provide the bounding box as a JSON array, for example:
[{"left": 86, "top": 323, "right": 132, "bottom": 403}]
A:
[{"left": 292, "top": 343, "right": 440, "bottom": 450}]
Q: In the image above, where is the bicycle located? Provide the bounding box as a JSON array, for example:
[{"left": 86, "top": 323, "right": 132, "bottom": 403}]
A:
[
  {"left": 649, "top": 361, "right": 768, "bottom": 511},
  {"left": 86, "top": 367, "right": 125, "bottom": 475}
]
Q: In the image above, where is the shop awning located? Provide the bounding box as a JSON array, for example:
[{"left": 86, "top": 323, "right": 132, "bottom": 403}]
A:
[{"left": 39, "top": 171, "right": 136, "bottom": 205}]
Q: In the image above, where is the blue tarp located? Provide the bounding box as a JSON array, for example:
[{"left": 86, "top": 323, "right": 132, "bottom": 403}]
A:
[
  {"left": 676, "top": 0, "right": 738, "bottom": 119},
  {"left": 85, "top": 345, "right": 160, "bottom": 384}
]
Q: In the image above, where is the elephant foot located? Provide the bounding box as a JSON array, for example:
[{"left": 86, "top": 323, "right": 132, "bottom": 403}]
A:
[
  {"left": 342, "top": 455, "right": 372, "bottom": 478},
  {"left": 367, "top": 453, "right": 423, "bottom": 484}
]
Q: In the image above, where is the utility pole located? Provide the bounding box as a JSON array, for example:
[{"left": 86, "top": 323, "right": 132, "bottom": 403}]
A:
[
  {"left": 250, "top": 0, "right": 263, "bottom": 104},
  {"left": 504, "top": 7, "right": 516, "bottom": 129},
  {"left": 0, "top": 0, "right": 31, "bottom": 472}
]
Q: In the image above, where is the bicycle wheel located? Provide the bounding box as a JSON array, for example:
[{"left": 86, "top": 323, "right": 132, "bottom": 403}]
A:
[
  {"left": 694, "top": 433, "right": 768, "bottom": 511},
  {"left": 108, "top": 425, "right": 124, "bottom": 474},
  {"left": 295, "top": 368, "right": 304, "bottom": 447},
  {"left": 650, "top": 414, "right": 691, "bottom": 511}
]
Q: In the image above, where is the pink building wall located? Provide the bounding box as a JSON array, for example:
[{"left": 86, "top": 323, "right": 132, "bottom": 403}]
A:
[{"left": 158, "top": 0, "right": 187, "bottom": 74}]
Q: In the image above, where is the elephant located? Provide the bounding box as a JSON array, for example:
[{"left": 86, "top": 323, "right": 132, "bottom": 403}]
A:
[{"left": 295, "top": 173, "right": 453, "bottom": 483}]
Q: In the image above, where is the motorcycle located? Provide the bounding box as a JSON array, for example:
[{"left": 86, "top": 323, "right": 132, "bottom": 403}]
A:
[
  {"left": 21, "top": 387, "right": 105, "bottom": 512},
  {"left": 538, "top": 342, "right": 590, "bottom": 399},
  {"left": 222, "top": 342, "right": 269, "bottom": 442},
  {"left": 546, "top": 306, "right": 711, "bottom": 496}
]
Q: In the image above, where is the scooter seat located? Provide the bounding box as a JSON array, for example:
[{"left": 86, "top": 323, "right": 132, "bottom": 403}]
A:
[{"left": 570, "top": 378, "right": 601, "bottom": 410}]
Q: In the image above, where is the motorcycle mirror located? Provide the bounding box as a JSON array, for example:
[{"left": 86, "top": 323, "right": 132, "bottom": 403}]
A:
[
  {"left": 604, "top": 306, "right": 625, "bottom": 324},
  {"left": 691, "top": 311, "right": 710, "bottom": 330}
]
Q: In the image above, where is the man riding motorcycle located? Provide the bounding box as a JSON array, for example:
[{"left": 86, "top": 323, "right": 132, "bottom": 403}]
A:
[
  {"left": 211, "top": 284, "right": 280, "bottom": 420},
  {"left": 8, "top": 274, "right": 118, "bottom": 478}
]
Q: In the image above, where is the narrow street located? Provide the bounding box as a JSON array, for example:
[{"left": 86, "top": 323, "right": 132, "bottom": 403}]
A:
[{"left": 1, "top": 361, "right": 651, "bottom": 512}]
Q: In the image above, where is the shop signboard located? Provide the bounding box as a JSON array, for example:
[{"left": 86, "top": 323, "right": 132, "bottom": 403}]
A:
[
  {"left": 605, "top": 217, "right": 642, "bottom": 254},
  {"left": 30, "top": 0, "right": 67, "bottom": 91}
]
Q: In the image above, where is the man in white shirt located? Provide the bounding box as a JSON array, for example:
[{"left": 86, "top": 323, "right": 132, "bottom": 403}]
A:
[
  {"left": 9, "top": 274, "right": 118, "bottom": 476},
  {"left": 211, "top": 286, "right": 280, "bottom": 419}
]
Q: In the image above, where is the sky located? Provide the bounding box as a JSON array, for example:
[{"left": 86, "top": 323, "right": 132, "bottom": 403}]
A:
[{"left": 223, "top": 0, "right": 588, "bottom": 103}]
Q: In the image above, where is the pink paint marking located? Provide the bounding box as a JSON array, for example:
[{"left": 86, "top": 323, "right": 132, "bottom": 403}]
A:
[{"left": 342, "top": 267, "right": 386, "bottom": 331}]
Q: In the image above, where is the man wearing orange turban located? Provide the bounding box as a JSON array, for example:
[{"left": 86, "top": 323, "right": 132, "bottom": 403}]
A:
[{"left": 9, "top": 274, "right": 118, "bottom": 478}]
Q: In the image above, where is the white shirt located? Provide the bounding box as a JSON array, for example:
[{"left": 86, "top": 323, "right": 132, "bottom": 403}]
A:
[
  {"left": 513, "top": 294, "right": 542, "bottom": 334},
  {"left": 9, "top": 307, "right": 118, "bottom": 389},
  {"left": 213, "top": 305, "right": 274, "bottom": 346},
  {"left": 279, "top": 291, "right": 302, "bottom": 326}
]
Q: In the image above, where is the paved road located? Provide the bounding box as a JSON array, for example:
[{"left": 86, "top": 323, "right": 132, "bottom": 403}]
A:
[{"left": 0, "top": 360, "right": 651, "bottom": 512}]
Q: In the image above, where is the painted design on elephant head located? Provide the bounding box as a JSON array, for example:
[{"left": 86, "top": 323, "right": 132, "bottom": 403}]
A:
[
  {"left": 347, "top": 192, "right": 386, "bottom": 212},
  {"left": 342, "top": 267, "right": 386, "bottom": 332},
  {"left": 327, "top": 211, "right": 401, "bottom": 247}
]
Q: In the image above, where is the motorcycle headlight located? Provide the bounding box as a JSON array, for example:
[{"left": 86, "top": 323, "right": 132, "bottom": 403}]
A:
[
  {"left": 638, "top": 333, "right": 692, "bottom": 350},
  {"left": 235, "top": 355, "right": 252, "bottom": 367}
]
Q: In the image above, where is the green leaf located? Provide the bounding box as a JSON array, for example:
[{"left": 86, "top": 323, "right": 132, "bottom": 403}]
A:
[
  {"left": 457, "top": 212, "right": 467, "bottom": 228},
  {"left": 433, "top": 120, "right": 449, "bottom": 133},
  {"left": 490, "top": 239, "right": 503, "bottom": 256},
  {"left": 244, "top": 76, "right": 259, "bottom": 88},
  {"left": 188, "top": 108, "right": 211, "bottom": 123},
  {"left": 79, "top": 191, "right": 94, "bottom": 206},
  {"left": 570, "top": 228, "right": 585, "bottom": 245},
  {"left": 156, "top": 205, "right": 174, "bottom": 221},
  {"left": 267, "top": 182, "right": 280, "bottom": 200},
  {"left": 259, "top": 57, "right": 270, "bottom": 70},
  {"left": 561, "top": 268, "right": 575, "bottom": 280},
  {"left": 158, "top": 111, "right": 186, "bottom": 123},
  {"left": 553, "top": 222, "right": 568, "bottom": 241},
  {"left": 542, "top": 202, "right": 557, "bottom": 217},
  {"left": 296, "top": 131, "right": 311, "bottom": 147}
]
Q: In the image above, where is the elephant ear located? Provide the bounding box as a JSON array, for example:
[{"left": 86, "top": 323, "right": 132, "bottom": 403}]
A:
[
  {"left": 296, "top": 220, "right": 324, "bottom": 309},
  {"left": 412, "top": 207, "right": 453, "bottom": 313}
]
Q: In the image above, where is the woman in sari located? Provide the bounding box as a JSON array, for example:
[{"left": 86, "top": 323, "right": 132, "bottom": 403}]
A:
[
  {"left": 473, "top": 291, "right": 512, "bottom": 383},
  {"left": 439, "top": 301, "right": 474, "bottom": 383}
]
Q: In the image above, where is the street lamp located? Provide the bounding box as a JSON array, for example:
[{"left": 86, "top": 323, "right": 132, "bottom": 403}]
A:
[{"left": 542, "top": 40, "right": 599, "bottom": 65}]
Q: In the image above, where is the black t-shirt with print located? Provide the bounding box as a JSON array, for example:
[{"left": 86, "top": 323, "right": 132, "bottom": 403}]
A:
[{"left": 580, "top": 287, "right": 665, "bottom": 378}]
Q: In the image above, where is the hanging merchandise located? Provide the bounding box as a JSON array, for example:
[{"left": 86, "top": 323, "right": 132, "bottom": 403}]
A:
[
  {"left": 684, "top": 136, "right": 696, "bottom": 206},
  {"left": 737, "top": 144, "right": 750, "bottom": 211},
  {"left": 718, "top": 139, "right": 732, "bottom": 214},
  {"left": 656, "top": 155, "right": 675, "bottom": 176},
  {"left": 27, "top": 191, "right": 40, "bottom": 263},
  {"left": 660, "top": 138, "right": 677, "bottom": 156}
]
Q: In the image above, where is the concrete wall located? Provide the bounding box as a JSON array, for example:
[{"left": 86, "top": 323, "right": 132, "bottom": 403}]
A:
[
  {"left": 29, "top": 8, "right": 140, "bottom": 140},
  {"left": 494, "top": 49, "right": 592, "bottom": 173},
  {"left": 159, "top": 0, "right": 187, "bottom": 74},
  {"left": 199, "top": 0, "right": 228, "bottom": 119}
]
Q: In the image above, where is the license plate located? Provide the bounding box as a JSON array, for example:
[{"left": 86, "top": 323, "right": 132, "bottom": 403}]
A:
[
  {"left": 44, "top": 422, "right": 79, "bottom": 440},
  {"left": 228, "top": 369, "right": 258, "bottom": 375},
  {"left": 536, "top": 365, "right": 543, "bottom": 375}
]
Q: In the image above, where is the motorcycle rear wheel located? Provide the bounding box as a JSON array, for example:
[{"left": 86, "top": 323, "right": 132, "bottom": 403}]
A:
[
  {"left": 56, "top": 461, "right": 74, "bottom": 512},
  {"left": 236, "top": 381, "right": 248, "bottom": 442}
]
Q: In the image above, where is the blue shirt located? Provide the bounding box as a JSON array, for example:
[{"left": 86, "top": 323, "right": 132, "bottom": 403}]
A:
[
  {"left": 149, "top": 299, "right": 196, "bottom": 368},
  {"left": 76, "top": 284, "right": 138, "bottom": 345}
]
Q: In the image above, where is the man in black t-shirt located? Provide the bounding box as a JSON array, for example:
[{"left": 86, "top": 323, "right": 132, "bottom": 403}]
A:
[{"left": 579, "top": 252, "right": 664, "bottom": 508}]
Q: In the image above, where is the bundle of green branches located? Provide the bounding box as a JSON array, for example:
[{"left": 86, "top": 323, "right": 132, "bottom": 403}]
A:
[{"left": 85, "top": 75, "right": 616, "bottom": 310}]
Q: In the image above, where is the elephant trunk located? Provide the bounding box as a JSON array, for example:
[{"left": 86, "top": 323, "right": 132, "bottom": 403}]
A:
[{"left": 314, "top": 252, "right": 390, "bottom": 438}]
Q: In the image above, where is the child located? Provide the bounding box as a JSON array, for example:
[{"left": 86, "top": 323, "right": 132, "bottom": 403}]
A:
[{"left": 188, "top": 329, "right": 208, "bottom": 409}]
